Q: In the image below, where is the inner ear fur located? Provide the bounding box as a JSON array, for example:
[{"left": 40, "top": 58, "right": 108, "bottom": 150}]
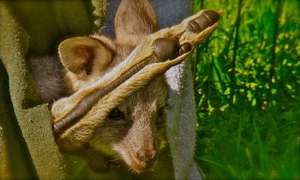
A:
[
  {"left": 115, "top": 0, "right": 158, "bottom": 45},
  {"left": 58, "top": 36, "right": 115, "bottom": 75}
]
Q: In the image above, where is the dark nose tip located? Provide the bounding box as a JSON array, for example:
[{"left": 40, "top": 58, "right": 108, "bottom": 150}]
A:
[{"left": 136, "top": 149, "right": 157, "bottom": 164}]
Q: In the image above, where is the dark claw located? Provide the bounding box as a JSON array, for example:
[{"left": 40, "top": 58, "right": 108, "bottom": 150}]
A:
[
  {"left": 153, "top": 38, "right": 180, "bottom": 61},
  {"left": 188, "top": 10, "right": 220, "bottom": 33},
  {"left": 189, "top": 21, "right": 203, "bottom": 33},
  {"left": 179, "top": 43, "right": 193, "bottom": 55},
  {"left": 203, "top": 10, "right": 220, "bottom": 25}
]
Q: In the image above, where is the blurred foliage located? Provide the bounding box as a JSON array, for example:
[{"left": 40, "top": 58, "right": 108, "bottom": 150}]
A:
[{"left": 192, "top": 0, "right": 300, "bottom": 179}]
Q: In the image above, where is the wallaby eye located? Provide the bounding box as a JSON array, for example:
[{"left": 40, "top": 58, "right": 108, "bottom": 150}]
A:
[{"left": 108, "top": 108, "right": 125, "bottom": 121}]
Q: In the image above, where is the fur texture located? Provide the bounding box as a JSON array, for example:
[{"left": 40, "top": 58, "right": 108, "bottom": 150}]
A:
[
  {"left": 54, "top": 0, "right": 172, "bottom": 173},
  {"left": 29, "top": 56, "right": 67, "bottom": 103},
  {"left": 27, "top": 0, "right": 220, "bottom": 178}
]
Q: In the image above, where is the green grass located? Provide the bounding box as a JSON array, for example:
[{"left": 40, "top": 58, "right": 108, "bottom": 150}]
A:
[
  {"left": 195, "top": 102, "right": 300, "bottom": 179},
  {"left": 192, "top": 0, "right": 300, "bottom": 179}
]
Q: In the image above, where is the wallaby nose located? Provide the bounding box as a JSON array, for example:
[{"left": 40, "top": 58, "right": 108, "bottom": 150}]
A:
[{"left": 136, "top": 149, "right": 157, "bottom": 164}]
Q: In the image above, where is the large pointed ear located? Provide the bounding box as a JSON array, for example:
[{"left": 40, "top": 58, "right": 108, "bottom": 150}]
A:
[
  {"left": 58, "top": 36, "right": 115, "bottom": 76},
  {"left": 115, "top": 0, "right": 158, "bottom": 45}
]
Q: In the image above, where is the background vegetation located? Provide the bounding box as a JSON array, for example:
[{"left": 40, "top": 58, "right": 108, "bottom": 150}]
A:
[{"left": 192, "top": 0, "right": 300, "bottom": 179}]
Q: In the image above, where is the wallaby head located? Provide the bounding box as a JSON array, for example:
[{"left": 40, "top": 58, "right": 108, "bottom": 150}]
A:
[
  {"left": 50, "top": 0, "right": 221, "bottom": 173},
  {"left": 56, "top": 0, "right": 168, "bottom": 172}
]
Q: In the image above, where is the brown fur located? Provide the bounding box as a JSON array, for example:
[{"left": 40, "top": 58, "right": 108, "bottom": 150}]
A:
[
  {"left": 48, "top": 0, "right": 220, "bottom": 174},
  {"left": 55, "top": 0, "right": 169, "bottom": 173}
]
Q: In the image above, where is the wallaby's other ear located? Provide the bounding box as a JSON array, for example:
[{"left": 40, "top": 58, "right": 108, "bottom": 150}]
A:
[
  {"left": 58, "top": 36, "right": 115, "bottom": 76},
  {"left": 115, "top": 0, "right": 158, "bottom": 45}
]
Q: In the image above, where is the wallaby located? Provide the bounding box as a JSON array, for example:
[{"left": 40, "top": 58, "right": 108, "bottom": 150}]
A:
[{"left": 29, "top": 0, "right": 220, "bottom": 177}]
